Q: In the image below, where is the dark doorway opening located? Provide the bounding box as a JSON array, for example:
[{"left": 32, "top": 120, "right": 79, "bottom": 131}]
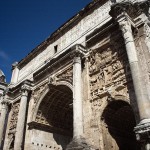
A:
[
  {"left": 32, "top": 85, "right": 73, "bottom": 150},
  {"left": 101, "top": 100, "right": 140, "bottom": 150}
]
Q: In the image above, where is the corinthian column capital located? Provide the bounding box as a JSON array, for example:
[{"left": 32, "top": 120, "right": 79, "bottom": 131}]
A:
[
  {"left": 110, "top": 0, "right": 150, "bottom": 20},
  {"left": 70, "top": 44, "right": 87, "bottom": 59},
  {"left": 109, "top": 2, "right": 137, "bottom": 18},
  {"left": 20, "top": 80, "right": 32, "bottom": 96}
]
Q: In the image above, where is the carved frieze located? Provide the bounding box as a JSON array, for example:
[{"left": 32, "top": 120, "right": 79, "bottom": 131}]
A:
[
  {"left": 7, "top": 101, "right": 20, "bottom": 149},
  {"left": 56, "top": 67, "right": 73, "bottom": 85},
  {"left": 89, "top": 45, "right": 130, "bottom": 101},
  {"left": 9, "top": 102, "right": 20, "bottom": 132},
  {"left": 89, "top": 48, "right": 112, "bottom": 75}
]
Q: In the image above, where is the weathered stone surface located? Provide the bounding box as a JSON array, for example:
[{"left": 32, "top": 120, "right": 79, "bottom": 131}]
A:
[
  {"left": 66, "top": 136, "right": 97, "bottom": 150},
  {"left": 2, "top": 0, "right": 150, "bottom": 150}
]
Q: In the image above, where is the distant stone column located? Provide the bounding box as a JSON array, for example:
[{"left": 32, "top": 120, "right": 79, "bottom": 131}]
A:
[
  {"left": 11, "top": 62, "right": 19, "bottom": 84},
  {"left": 73, "top": 52, "right": 83, "bottom": 138},
  {"left": 14, "top": 81, "right": 31, "bottom": 150},
  {"left": 0, "top": 98, "right": 9, "bottom": 150}
]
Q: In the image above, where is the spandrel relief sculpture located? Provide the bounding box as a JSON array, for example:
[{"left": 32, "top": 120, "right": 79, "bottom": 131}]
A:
[
  {"left": 97, "top": 69, "right": 105, "bottom": 90},
  {"left": 56, "top": 67, "right": 73, "bottom": 84},
  {"left": 89, "top": 53, "right": 100, "bottom": 74},
  {"left": 103, "top": 65, "right": 113, "bottom": 86},
  {"left": 89, "top": 44, "right": 132, "bottom": 103},
  {"left": 32, "top": 84, "right": 48, "bottom": 105},
  {"left": 102, "top": 48, "right": 112, "bottom": 64},
  {"left": 5, "top": 102, "right": 20, "bottom": 150},
  {"left": 112, "top": 60, "right": 122, "bottom": 72},
  {"left": 89, "top": 48, "right": 114, "bottom": 100},
  {"left": 112, "top": 60, "right": 126, "bottom": 85}
]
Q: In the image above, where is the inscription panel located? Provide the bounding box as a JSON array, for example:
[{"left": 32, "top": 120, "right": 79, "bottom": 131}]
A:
[{"left": 18, "top": 1, "right": 111, "bottom": 82}]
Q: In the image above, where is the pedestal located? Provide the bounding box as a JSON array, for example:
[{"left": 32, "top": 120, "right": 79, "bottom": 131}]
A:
[{"left": 66, "top": 136, "right": 96, "bottom": 150}]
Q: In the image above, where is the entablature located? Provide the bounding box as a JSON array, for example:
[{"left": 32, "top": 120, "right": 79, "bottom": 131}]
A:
[
  {"left": 7, "top": 80, "right": 33, "bottom": 103},
  {"left": 33, "top": 44, "right": 87, "bottom": 84}
]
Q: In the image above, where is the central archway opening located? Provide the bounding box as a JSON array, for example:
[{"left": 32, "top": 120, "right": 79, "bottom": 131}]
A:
[
  {"left": 101, "top": 100, "right": 140, "bottom": 150},
  {"left": 33, "top": 84, "right": 73, "bottom": 150}
]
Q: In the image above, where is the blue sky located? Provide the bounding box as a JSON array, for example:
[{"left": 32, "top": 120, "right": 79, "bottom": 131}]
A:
[{"left": 0, "top": 0, "right": 91, "bottom": 82}]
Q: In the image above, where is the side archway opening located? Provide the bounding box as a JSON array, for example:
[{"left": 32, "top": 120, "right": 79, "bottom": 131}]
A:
[
  {"left": 101, "top": 100, "right": 140, "bottom": 150},
  {"left": 30, "top": 84, "right": 73, "bottom": 150}
]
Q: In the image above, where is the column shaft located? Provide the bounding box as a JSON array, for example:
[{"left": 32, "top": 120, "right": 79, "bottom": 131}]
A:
[
  {"left": 14, "top": 90, "right": 28, "bottom": 150},
  {"left": 0, "top": 101, "right": 8, "bottom": 149},
  {"left": 73, "top": 56, "right": 83, "bottom": 138},
  {"left": 118, "top": 16, "right": 150, "bottom": 121}
]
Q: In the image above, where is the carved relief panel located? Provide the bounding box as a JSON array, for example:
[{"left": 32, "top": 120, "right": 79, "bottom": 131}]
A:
[
  {"left": 89, "top": 45, "right": 130, "bottom": 102},
  {"left": 56, "top": 66, "right": 73, "bottom": 85},
  {"left": 88, "top": 40, "right": 134, "bottom": 148},
  {"left": 7, "top": 101, "right": 20, "bottom": 150},
  {"left": 31, "top": 66, "right": 73, "bottom": 132}
]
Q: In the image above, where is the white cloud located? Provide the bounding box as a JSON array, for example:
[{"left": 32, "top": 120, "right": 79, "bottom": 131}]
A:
[{"left": 0, "top": 50, "right": 10, "bottom": 61}]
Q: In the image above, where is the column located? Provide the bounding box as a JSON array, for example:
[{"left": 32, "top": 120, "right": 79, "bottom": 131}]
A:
[
  {"left": 118, "top": 16, "right": 150, "bottom": 148},
  {"left": 66, "top": 45, "right": 95, "bottom": 150},
  {"left": 73, "top": 53, "right": 83, "bottom": 138},
  {"left": 110, "top": 4, "right": 150, "bottom": 149},
  {"left": 11, "top": 62, "right": 19, "bottom": 84},
  {"left": 119, "top": 14, "right": 150, "bottom": 121},
  {"left": 0, "top": 99, "right": 8, "bottom": 149},
  {"left": 14, "top": 81, "right": 31, "bottom": 150}
]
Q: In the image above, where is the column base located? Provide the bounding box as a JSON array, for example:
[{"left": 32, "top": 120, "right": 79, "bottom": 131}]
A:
[
  {"left": 134, "top": 119, "right": 150, "bottom": 142},
  {"left": 66, "top": 136, "right": 97, "bottom": 150}
]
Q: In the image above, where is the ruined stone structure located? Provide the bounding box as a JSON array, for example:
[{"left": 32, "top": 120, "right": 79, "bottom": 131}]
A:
[{"left": 0, "top": 0, "right": 150, "bottom": 149}]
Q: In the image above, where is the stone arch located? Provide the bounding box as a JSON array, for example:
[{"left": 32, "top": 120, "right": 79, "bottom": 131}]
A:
[
  {"left": 29, "top": 82, "right": 73, "bottom": 150},
  {"left": 56, "top": 80, "right": 73, "bottom": 92},
  {"left": 101, "top": 100, "right": 140, "bottom": 150},
  {"left": 32, "top": 85, "right": 50, "bottom": 122},
  {"left": 32, "top": 81, "right": 73, "bottom": 122}
]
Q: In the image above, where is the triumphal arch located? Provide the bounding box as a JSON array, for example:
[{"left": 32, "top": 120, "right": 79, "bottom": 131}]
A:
[{"left": 0, "top": 0, "right": 150, "bottom": 149}]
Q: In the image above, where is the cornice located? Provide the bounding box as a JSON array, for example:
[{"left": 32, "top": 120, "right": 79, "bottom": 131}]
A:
[
  {"left": 8, "top": 79, "right": 33, "bottom": 98},
  {"left": 33, "top": 44, "right": 86, "bottom": 82},
  {"left": 109, "top": 0, "right": 150, "bottom": 19}
]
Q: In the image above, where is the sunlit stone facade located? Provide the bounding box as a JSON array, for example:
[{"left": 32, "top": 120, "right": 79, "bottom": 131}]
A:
[{"left": 0, "top": 0, "right": 150, "bottom": 149}]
